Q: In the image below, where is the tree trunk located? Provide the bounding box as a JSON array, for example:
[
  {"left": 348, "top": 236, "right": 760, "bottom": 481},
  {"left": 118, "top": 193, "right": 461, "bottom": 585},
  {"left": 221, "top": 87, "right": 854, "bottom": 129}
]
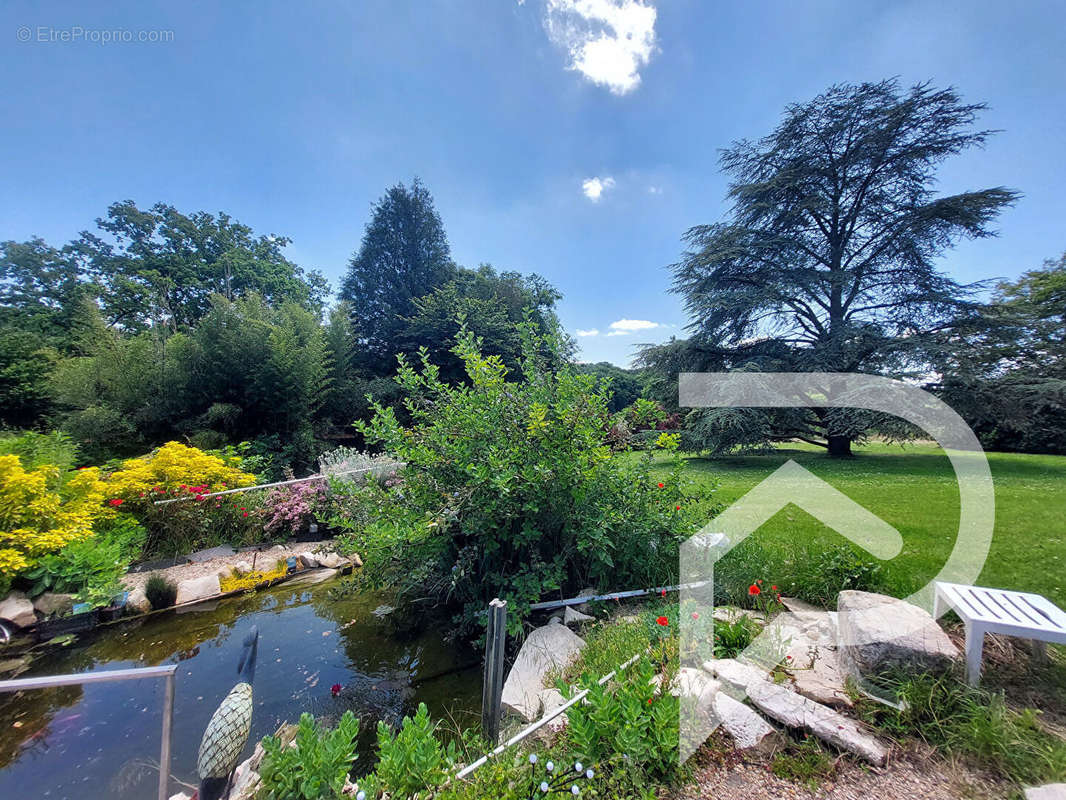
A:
[{"left": 827, "top": 435, "right": 852, "bottom": 458}]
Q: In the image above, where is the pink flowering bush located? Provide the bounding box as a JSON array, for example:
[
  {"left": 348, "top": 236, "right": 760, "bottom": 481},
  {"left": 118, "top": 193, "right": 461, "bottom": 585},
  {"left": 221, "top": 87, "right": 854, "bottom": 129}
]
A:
[{"left": 260, "top": 481, "right": 327, "bottom": 536}]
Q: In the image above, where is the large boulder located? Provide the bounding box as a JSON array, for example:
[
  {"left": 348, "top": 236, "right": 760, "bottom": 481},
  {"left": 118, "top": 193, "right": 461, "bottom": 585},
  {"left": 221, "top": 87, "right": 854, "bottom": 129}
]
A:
[
  {"left": 837, "top": 590, "right": 959, "bottom": 678},
  {"left": 563, "top": 606, "right": 594, "bottom": 627},
  {"left": 33, "top": 592, "right": 75, "bottom": 618},
  {"left": 0, "top": 591, "right": 37, "bottom": 628},
  {"left": 501, "top": 620, "right": 586, "bottom": 722},
  {"left": 175, "top": 574, "right": 221, "bottom": 606},
  {"left": 298, "top": 552, "right": 319, "bottom": 569}
]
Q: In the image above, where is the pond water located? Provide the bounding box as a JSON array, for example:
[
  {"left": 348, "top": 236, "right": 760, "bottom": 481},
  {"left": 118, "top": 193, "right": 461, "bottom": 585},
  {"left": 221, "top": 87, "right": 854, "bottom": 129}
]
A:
[{"left": 0, "top": 577, "right": 481, "bottom": 800}]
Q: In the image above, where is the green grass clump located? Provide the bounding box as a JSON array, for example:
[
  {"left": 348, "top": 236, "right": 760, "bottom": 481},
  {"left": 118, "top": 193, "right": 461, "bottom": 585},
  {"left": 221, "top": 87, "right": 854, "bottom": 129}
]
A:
[
  {"left": 771, "top": 735, "right": 835, "bottom": 789},
  {"left": 867, "top": 671, "right": 1066, "bottom": 786},
  {"left": 143, "top": 573, "right": 177, "bottom": 609}
]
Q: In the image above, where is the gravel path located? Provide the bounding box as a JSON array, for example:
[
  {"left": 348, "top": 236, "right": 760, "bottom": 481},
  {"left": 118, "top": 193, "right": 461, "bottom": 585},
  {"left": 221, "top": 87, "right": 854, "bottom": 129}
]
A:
[{"left": 676, "top": 740, "right": 1010, "bottom": 800}]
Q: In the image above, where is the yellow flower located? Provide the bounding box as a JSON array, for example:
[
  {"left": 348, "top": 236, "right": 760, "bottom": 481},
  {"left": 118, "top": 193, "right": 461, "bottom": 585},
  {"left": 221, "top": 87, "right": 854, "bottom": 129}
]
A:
[{"left": 0, "top": 455, "right": 110, "bottom": 578}]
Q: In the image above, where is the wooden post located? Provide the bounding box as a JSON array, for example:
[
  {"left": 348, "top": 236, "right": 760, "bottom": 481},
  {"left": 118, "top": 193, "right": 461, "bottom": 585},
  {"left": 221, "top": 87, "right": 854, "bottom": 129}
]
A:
[{"left": 481, "top": 598, "right": 507, "bottom": 745}]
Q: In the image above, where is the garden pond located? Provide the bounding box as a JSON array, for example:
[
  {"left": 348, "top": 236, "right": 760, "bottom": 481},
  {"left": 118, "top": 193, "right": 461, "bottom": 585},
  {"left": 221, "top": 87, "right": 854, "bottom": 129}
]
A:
[{"left": 0, "top": 577, "right": 481, "bottom": 800}]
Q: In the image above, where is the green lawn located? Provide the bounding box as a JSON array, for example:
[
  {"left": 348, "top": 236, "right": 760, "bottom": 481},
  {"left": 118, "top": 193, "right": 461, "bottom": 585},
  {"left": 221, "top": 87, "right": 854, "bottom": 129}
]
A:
[{"left": 651, "top": 442, "right": 1066, "bottom": 610}]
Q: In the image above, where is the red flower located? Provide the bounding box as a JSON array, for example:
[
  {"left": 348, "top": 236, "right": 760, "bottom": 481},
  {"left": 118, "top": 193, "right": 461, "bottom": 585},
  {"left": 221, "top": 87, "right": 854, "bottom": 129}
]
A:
[
  {"left": 756, "top": 579, "right": 763, "bottom": 586},
  {"left": 660, "top": 589, "right": 667, "bottom": 597},
  {"left": 242, "top": 512, "right": 249, "bottom": 517},
  {"left": 675, "top": 505, "right": 681, "bottom": 510},
  {"left": 657, "top": 482, "right": 664, "bottom": 489},
  {"left": 771, "top": 585, "right": 778, "bottom": 592},
  {"left": 330, "top": 683, "right": 342, "bottom": 697},
  {"left": 108, "top": 498, "right": 124, "bottom": 507},
  {"left": 656, "top": 616, "right": 669, "bottom": 626},
  {"left": 748, "top": 584, "right": 761, "bottom": 596},
  {"left": 647, "top": 698, "right": 653, "bottom": 705},
  {"left": 691, "top": 612, "right": 700, "bottom": 620}
]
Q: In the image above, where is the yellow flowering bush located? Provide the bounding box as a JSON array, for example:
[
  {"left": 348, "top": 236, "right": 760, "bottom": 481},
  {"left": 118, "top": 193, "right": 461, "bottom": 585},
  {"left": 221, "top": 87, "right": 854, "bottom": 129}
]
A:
[
  {"left": 105, "top": 441, "right": 257, "bottom": 500},
  {"left": 0, "top": 455, "right": 112, "bottom": 583},
  {"left": 104, "top": 442, "right": 261, "bottom": 558}
]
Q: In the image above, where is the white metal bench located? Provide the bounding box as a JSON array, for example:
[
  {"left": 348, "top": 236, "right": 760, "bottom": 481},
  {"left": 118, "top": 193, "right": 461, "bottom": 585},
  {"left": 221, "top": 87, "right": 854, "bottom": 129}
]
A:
[{"left": 934, "top": 581, "right": 1066, "bottom": 685}]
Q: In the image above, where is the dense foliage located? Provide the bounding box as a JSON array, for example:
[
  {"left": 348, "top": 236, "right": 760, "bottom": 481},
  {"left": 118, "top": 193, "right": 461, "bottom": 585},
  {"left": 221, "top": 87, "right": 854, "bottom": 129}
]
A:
[
  {"left": 355, "top": 322, "right": 715, "bottom": 635},
  {"left": 259, "top": 711, "right": 361, "bottom": 800}
]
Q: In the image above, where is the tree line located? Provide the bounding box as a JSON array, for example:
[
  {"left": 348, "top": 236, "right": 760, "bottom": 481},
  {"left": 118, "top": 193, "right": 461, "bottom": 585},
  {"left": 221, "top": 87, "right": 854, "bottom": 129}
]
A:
[
  {"left": 0, "top": 180, "right": 569, "bottom": 472},
  {"left": 3, "top": 79, "right": 1062, "bottom": 464}
]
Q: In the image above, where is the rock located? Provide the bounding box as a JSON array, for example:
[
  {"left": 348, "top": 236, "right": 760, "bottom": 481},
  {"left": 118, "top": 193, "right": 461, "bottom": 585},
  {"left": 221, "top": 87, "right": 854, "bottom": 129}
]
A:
[
  {"left": 317, "top": 552, "right": 346, "bottom": 569},
  {"left": 714, "top": 691, "right": 778, "bottom": 751},
  {"left": 563, "top": 606, "right": 594, "bottom": 626},
  {"left": 175, "top": 574, "right": 222, "bottom": 606},
  {"left": 168, "top": 793, "right": 192, "bottom": 800},
  {"left": 232, "top": 561, "right": 253, "bottom": 575},
  {"left": 217, "top": 567, "right": 234, "bottom": 582},
  {"left": 1026, "top": 785, "right": 1066, "bottom": 800},
  {"left": 537, "top": 688, "right": 570, "bottom": 735},
  {"left": 674, "top": 667, "right": 777, "bottom": 754},
  {"left": 703, "top": 658, "right": 766, "bottom": 694},
  {"left": 0, "top": 591, "right": 37, "bottom": 628},
  {"left": 574, "top": 587, "right": 597, "bottom": 613},
  {"left": 502, "top": 623, "right": 586, "bottom": 721},
  {"left": 33, "top": 592, "right": 75, "bottom": 618},
  {"left": 286, "top": 568, "right": 338, "bottom": 586},
  {"left": 350, "top": 552, "right": 363, "bottom": 567},
  {"left": 704, "top": 658, "right": 887, "bottom": 765},
  {"left": 299, "top": 552, "right": 319, "bottom": 569},
  {"left": 127, "top": 587, "right": 151, "bottom": 614},
  {"left": 771, "top": 611, "right": 852, "bottom": 708},
  {"left": 837, "top": 590, "right": 959, "bottom": 679},
  {"left": 187, "top": 545, "right": 235, "bottom": 563}
]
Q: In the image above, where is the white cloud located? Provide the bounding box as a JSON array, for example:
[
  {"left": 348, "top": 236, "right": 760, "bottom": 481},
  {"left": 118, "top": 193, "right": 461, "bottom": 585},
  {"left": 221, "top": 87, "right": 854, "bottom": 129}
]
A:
[
  {"left": 581, "top": 176, "right": 615, "bottom": 201},
  {"left": 609, "top": 318, "right": 660, "bottom": 332},
  {"left": 647, "top": 185, "right": 662, "bottom": 195},
  {"left": 544, "top": 0, "right": 658, "bottom": 95},
  {"left": 576, "top": 328, "right": 600, "bottom": 337}
]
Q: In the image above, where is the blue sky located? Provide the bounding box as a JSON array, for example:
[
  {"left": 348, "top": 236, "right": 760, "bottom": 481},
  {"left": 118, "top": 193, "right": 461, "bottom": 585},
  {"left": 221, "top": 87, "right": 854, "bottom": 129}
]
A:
[{"left": 2, "top": 0, "right": 1064, "bottom": 366}]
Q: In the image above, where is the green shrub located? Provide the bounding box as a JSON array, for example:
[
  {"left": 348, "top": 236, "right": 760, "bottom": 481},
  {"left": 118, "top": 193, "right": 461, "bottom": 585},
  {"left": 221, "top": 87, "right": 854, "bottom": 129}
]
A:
[
  {"left": 259, "top": 711, "right": 360, "bottom": 800},
  {"left": 144, "top": 573, "right": 177, "bottom": 609},
  {"left": 356, "top": 322, "right": 717, "bottom": 636},
  {"left": 562, "top": 656, "right": 679, "bottom": 782},
  {"left": 360, "top": 702, "right": 457, "bottom": 799},
  {"left": 25, "top": 516, "right": 146, "bottom": 608}
]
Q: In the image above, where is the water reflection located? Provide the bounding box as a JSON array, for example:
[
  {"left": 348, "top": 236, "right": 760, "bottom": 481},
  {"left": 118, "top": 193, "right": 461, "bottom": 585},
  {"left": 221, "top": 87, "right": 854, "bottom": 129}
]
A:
[{"left": 0, "top": 579, "right": 480, "bottom": 800}]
